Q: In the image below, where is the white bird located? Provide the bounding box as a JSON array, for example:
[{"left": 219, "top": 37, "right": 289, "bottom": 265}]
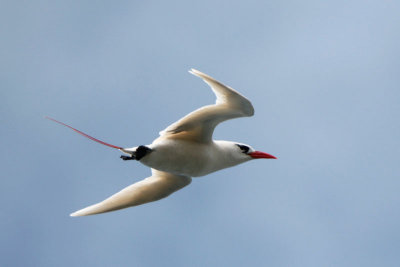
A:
[{"left": 47, "top": 69, "right": 276, "bottom": 217}]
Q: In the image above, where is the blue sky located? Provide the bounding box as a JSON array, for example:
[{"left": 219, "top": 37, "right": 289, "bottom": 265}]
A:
[{"left": 1, "top": 1, "right": 400, "bottom": 266}]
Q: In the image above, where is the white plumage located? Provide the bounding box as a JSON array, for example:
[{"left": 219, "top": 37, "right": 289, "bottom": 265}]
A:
[{"left": 47, "top": 69, "right": 276, "bottom": 217}]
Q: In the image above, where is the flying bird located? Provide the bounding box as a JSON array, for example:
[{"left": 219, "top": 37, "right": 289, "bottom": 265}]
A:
[{"left": 47, "top": 69, "right": 276, "bottom": 216}]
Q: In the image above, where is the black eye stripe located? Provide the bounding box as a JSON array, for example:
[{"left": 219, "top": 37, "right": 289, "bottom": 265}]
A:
[{"left": 236, "top": 144, "right": 249, "bottom": 153}]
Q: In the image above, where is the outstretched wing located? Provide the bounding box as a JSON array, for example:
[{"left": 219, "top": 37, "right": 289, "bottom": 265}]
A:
[
  {"left": 70, "top": 169, "right": 191, "bottom": 216},
  {"left": 159, "top": 69, "right": 254, "bottom": 143}
]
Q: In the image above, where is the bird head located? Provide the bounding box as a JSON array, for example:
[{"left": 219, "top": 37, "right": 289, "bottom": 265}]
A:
[{"left": 234, "top": 143, "right": 277, "bottom": 160}]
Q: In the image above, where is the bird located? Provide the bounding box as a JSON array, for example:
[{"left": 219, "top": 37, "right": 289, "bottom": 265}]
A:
[{"left": 47, "top": 69, "right": 276, "bottom": 217}]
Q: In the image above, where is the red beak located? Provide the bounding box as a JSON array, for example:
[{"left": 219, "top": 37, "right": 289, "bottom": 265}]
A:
[{"left": 249, "top": 151, "right": 277, "bottom": 159}]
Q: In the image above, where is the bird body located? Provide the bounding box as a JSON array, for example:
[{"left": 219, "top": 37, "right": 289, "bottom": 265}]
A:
[
  {"left": 138, "top": 139, "right": 253, "bottom": 177},
  {"left": 47, "top": 69, "right": 276, "bottom": 217}
]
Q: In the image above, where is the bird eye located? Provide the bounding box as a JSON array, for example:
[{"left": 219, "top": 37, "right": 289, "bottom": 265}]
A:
[{"left": 236, "top": 144, "right": 249, "bottom": 153}]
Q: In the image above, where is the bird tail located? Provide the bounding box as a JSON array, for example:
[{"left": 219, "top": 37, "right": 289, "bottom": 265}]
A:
[{"left": 45, "top": 116, "right": 123, "bottom": 149}]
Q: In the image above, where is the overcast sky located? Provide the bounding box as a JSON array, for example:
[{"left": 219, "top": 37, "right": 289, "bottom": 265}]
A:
[{"left": 1, "top": 1, "right": 400, "bottom": 266}]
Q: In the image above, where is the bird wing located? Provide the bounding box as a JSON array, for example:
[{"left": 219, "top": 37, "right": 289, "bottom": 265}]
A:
[
  {"left": 70, "top": 169, "right": 191, "bottom": 216},
  {"left": 159, "top": 69, "right": 254, "bottom": 143}
]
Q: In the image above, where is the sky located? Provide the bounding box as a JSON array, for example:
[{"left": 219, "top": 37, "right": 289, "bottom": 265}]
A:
[{"left": 1, "top": 0, "right": 400, "bottom": 266}]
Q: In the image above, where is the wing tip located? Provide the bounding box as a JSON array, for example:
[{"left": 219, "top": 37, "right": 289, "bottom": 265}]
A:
[
  {"left": 189, "top": 69, "right": 219, "bottom": 85},
  {"left": 188, "top": 68, "right": 205, "bottom": 78},
  {"left": 69, "top": 205, "right": 96, "bottom": 217},
  {"left": 70, "top": 210, "right": 85, "bottom": 217},
  {"left": 188, "top": 68, "right": 196, "bottom": 76}
]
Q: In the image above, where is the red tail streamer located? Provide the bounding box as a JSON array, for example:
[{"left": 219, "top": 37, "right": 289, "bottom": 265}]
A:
[{"left": 46, "top": 116, "right": 123, "bottom": 149}]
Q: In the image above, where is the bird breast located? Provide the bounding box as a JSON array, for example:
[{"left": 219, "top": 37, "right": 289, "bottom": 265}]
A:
[{"left": 139, "top": 139, "right": 233, "bottom": 177}]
